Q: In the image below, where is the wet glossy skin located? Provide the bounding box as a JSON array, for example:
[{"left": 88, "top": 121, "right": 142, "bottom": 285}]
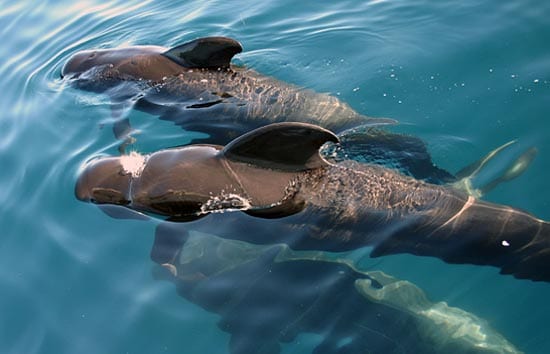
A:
[
  {"left": 62, "top": 46, "right": 185, "bottom": 81},
  {"left": 75, "top": 123, "right": 550, "bottom": 282},
  {"left": 62, "top": 38, "right": 383, "bottom": 145}
]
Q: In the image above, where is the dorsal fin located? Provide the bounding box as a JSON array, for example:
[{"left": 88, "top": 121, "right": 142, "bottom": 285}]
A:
[
  {"left": 222, "top": 122, "right": 339, "bottom": 171},
  {"left": 162, "top": 36, "right": 242, "bottom": 68}
]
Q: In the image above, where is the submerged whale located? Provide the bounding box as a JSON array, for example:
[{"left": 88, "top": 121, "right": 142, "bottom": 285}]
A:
[
  {"left": 150, "top": 226, "right": 521, "bottom": 354},
  {"left": 75, "top": 122, "right": 550, "bottom": 282},
  {"left": 62, "top": 36, "right": 393, "bottom": 144}
]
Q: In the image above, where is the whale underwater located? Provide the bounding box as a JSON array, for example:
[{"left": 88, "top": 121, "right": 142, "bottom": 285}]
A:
[
  {"left": 76, "top": 122, "right": 550, "bottom": 283},
  {"left": 149, "top": 227, "right": 521, "bottom": 354}
]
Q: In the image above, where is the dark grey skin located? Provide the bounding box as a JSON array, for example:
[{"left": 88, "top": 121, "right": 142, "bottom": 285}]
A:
[
  {"left": 62, "top": 36, "right": 535, "bottom": 186},
  {"left": 61, "top": 36, "right": 392, "bottom": 144},
  {"left": 76, "top": 122, "right": 550, "bottom": 282}
]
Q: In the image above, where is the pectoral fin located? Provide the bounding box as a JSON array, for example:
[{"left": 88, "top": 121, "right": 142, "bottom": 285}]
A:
[
  {"left": 245, "top": 199, "right": 306, "bottom": 219},
  {"left": 151, "top": 222, "right": 190, "bottom": 264}
]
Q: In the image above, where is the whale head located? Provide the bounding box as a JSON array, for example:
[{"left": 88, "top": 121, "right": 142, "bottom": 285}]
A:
[
  {"left": 61, "top": 37, "right": 243, "bottom": 88},
  {"left": 61, "top": 46, "right": 184, "bottom": 86},
  {"left": 75, "top": 155, "right": 137, "bottom": 205}
]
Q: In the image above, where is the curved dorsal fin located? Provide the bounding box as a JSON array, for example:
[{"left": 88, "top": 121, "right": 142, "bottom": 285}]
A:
[
  {"left": 222, "top": 122, "right": 339, "bottom": 171},
  {"left": 163, "top": 36, "right": 242, "bottom": 69}
]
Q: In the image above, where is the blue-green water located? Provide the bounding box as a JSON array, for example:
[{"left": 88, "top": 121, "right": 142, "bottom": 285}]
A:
[{"left": 1, "top": 0, "right": 549, "bottom": 353}]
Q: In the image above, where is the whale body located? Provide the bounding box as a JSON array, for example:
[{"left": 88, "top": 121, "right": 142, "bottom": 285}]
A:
[
  {"left": 150, "top": 227, "right": 522, "bottom": 354},
  {"left": 64, "top": 36, "right": 536, "bottom": 186},
  {"left": 75, "top": 122, "right": 550, "bottom": 282},
  {"left": 62, "top": 36, "right": 391, "bottom": 144}
]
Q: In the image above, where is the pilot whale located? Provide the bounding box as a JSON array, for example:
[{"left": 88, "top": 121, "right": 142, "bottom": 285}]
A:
[
  {"left": 150, "top": 228, "right": 521, "bottom": 354},
  {"left": 62, "top": 36, "right": 393, "bottom": 144},
  {"left": 62, "top": 36, "right": 536, "bottom": 186},
  {"left": 75, "top": 122, "right": 550, "bottom": 282}
]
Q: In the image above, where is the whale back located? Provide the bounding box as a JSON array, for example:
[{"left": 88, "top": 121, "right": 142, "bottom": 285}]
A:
[{"left": 223, "top": 122, "right": 339, "bottom": 171}]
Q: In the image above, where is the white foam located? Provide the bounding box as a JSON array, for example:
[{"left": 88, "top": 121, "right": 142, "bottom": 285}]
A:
[
  {"left": 120, "top": 151, "right": 146, "bottom": 177},
  {"left": 200, "top": 193, "right": 252, "bottom": 214}
]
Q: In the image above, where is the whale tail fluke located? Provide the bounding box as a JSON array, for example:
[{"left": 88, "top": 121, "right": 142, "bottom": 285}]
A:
[
  {"left": 452, "top": 141, "right": 537, "bottom": 197},
  {"left": 479, "top": 146, "right": 538, "bottom": 195}
]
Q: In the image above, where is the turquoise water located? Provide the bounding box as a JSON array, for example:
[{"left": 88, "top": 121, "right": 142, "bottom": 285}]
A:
[{"left": 1, "top": 0, "right": 550, "bottom": 353}]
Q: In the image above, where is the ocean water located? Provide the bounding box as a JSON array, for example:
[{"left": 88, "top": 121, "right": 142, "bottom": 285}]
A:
[{"left": 1, "top": 0, "right": 549, "bottom": 353}]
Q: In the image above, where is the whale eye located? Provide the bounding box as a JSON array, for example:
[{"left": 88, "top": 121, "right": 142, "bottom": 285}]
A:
[{"left": 87, "top": 52, "right": 97, "bottom": 60}]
